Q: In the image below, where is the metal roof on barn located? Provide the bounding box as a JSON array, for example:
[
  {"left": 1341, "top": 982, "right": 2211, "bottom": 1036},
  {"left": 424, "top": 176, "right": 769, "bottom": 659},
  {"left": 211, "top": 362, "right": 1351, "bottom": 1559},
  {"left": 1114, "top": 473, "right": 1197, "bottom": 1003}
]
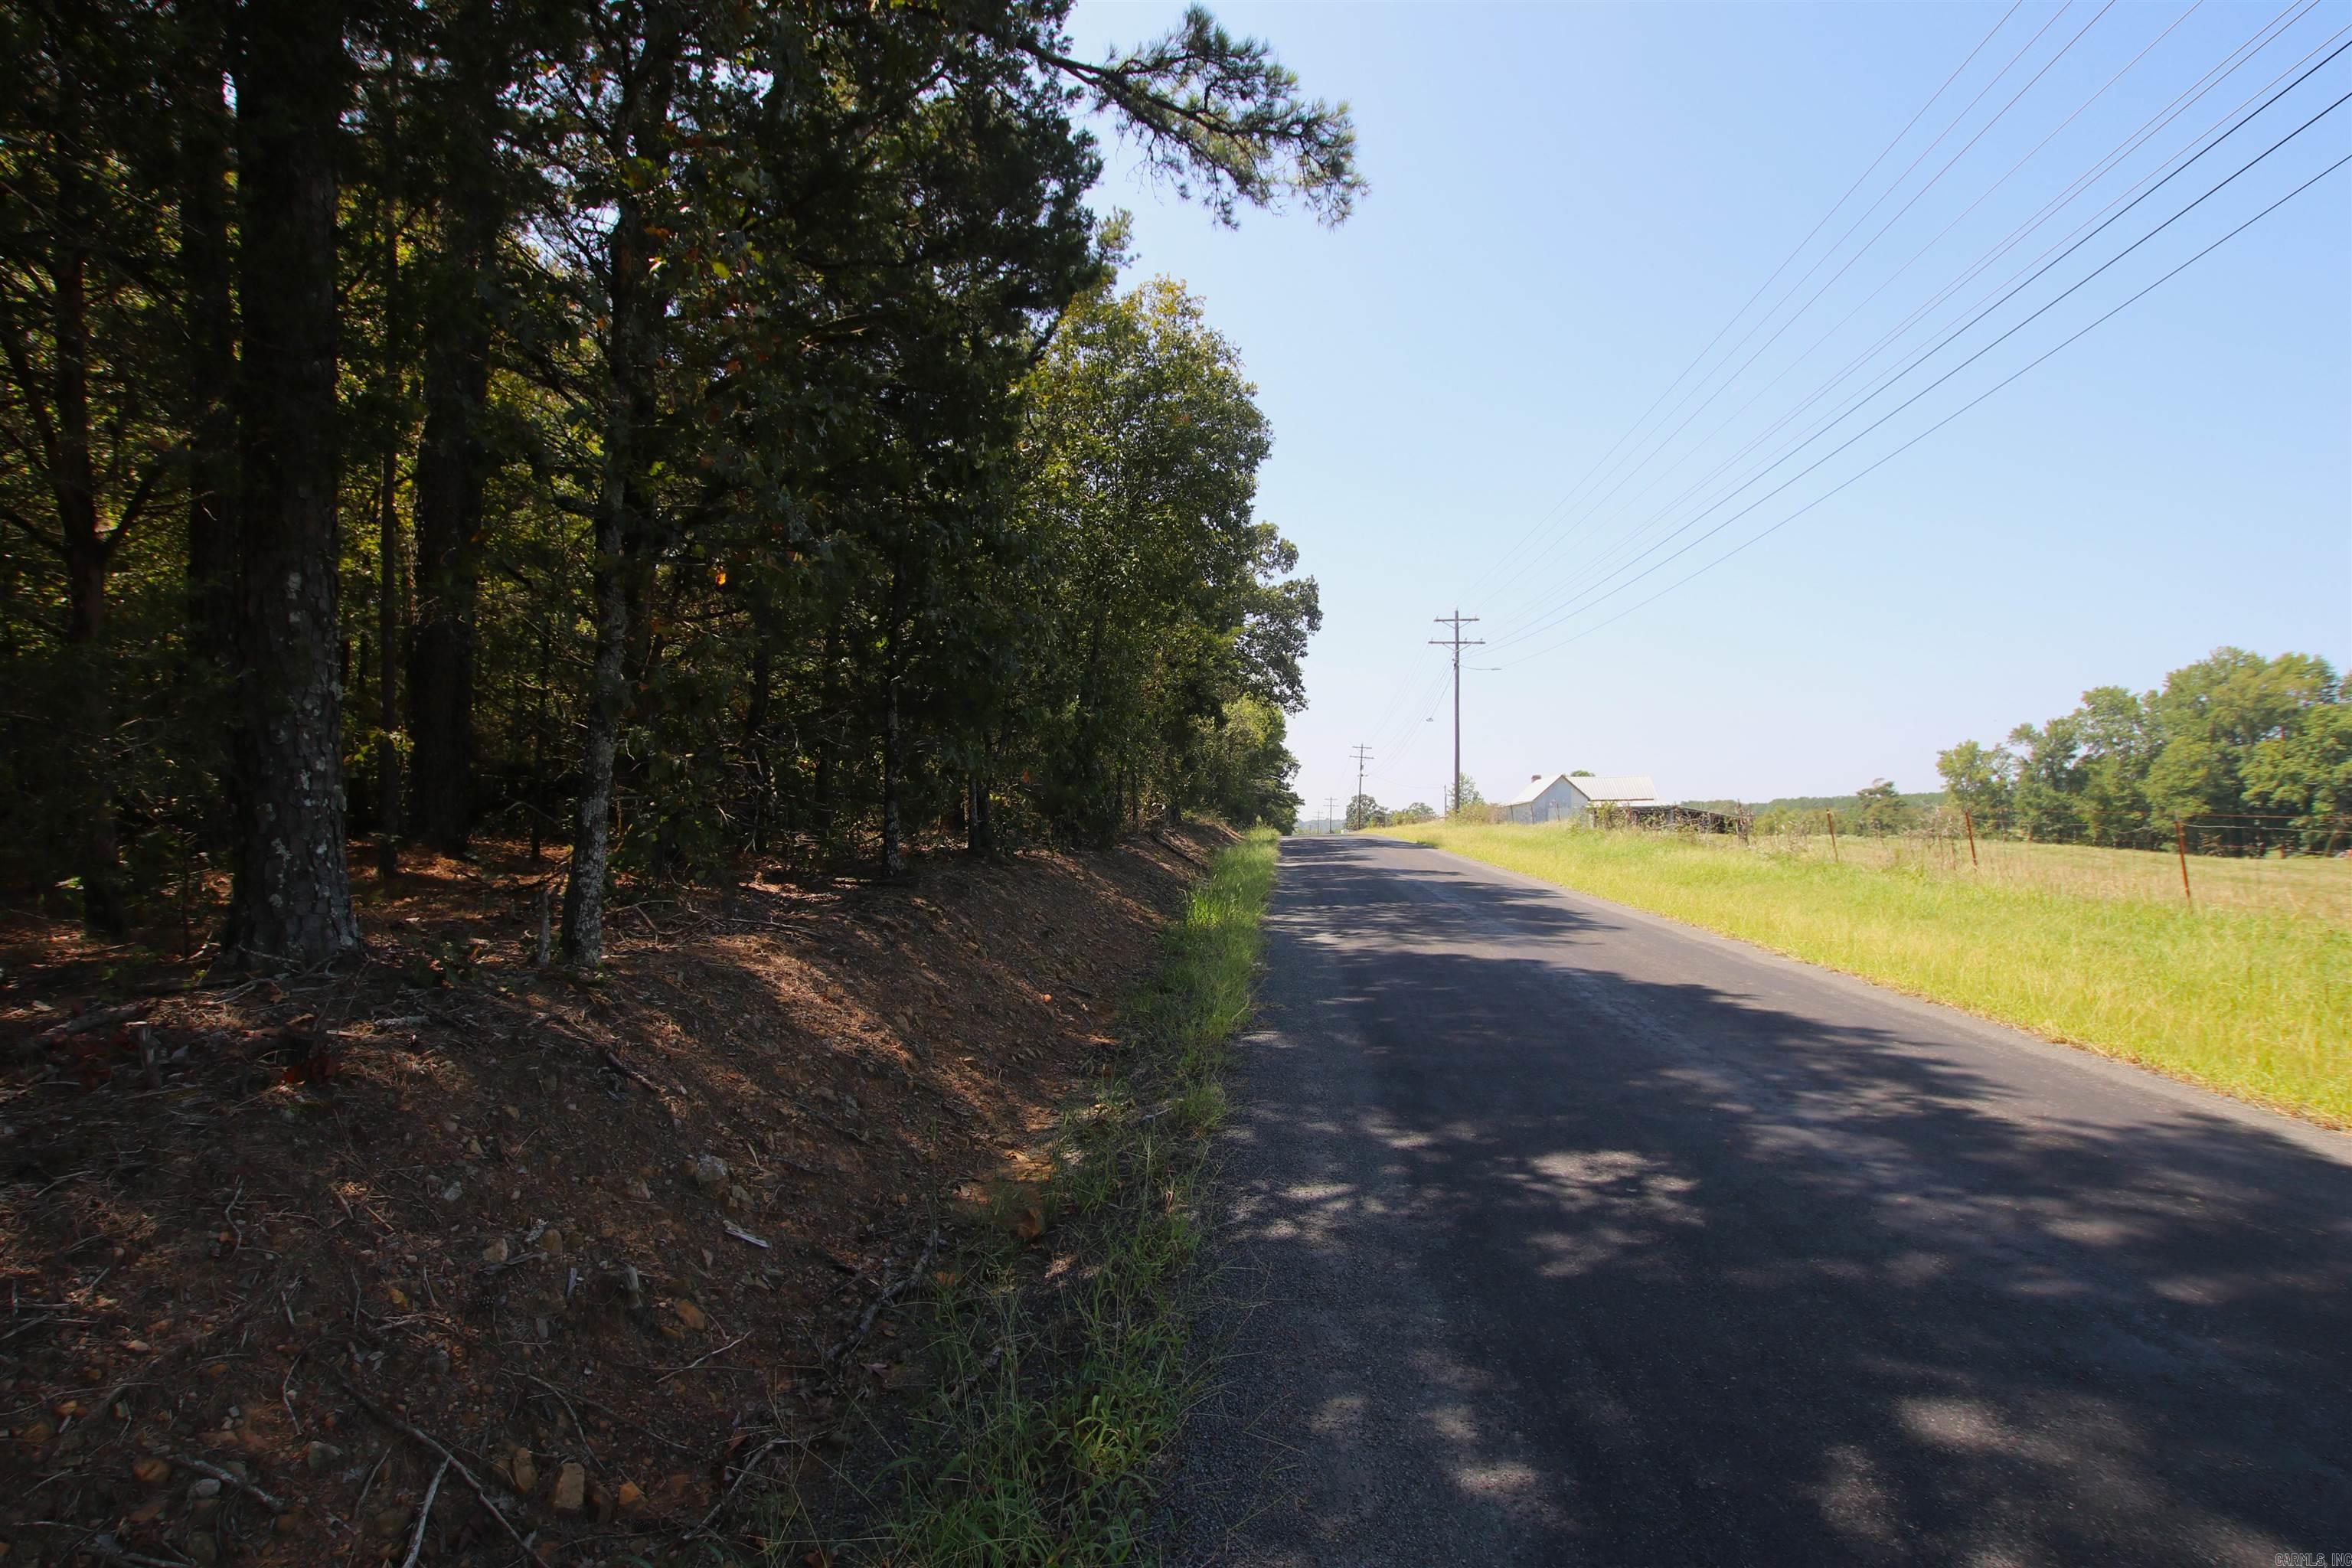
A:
[
  {"left": 1506, "top": 773, "right": 1567, "bottom": 806},
  {"left": 1575, "top": 775, "right": 1658, "bottom": 804},
  {"left": 1504, "top": 773, "right": 1661, "bottom": 807}
]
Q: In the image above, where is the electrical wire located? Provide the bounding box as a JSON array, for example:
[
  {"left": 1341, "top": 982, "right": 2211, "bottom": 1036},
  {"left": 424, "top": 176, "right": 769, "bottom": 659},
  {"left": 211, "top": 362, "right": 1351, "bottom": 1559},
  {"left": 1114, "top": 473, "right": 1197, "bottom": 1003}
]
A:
[
  {"left": 1492, "top": 146, "right": 2351, "bottom": 668},
  {"left": 1490, "top": 0, "right": 2096, "bottom": 608},
  {"left": 1452, "top": 1, "right": 2027, "bottom": 612},
  {"left": 1491, "top": 45, "right": 2352, "bottom": 652},
  {"left": 1486, "top": 0, "right": 2226, "bottom": 630},
  {"left": 1487, "top": 4, "right": 2334, "bottom": 639}
]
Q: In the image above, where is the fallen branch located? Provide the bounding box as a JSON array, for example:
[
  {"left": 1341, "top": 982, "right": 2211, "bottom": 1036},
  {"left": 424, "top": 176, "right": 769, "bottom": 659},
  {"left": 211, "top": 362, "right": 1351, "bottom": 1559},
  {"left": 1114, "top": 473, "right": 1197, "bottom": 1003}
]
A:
[
  {"left": 948, "top": 1341, "right": 1007, "bottom": 1404},
  {"left": 169, "top": 1453, "right": 287, "bottom": 1512},
  {"left": 508, "top": 1370, "right": 595, "bottom": 1465},
  {"left": 691, "top": 1432, "right": 818, "bottom": 1537},
  {"left": 77, "top": 1534, "right": 188, "bottom": 1568},
  {"left": 335, "top": 1369, "right": 532, "bottom": 1555},
  {"left": 400, "top": 1457, "right": 451, "bottom": 1568},
  {"left": 824, "top": 1230, "right": 940, "bottom": 1366},
  {"left": 32, "top": 1004, "right": 150, "bottom": 1045},
  {"left": 600, "top": 1047, "right": 668, "bottom": 1098},
  {"left": 657, "top": 1329, "right": 752, "bottom": 1386}
]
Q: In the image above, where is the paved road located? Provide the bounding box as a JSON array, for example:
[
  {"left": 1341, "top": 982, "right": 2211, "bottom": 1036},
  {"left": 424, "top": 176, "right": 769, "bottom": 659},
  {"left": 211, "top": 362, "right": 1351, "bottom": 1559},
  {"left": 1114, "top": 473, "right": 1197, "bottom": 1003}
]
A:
[{"left": 1166, "top": 835, "right": 2352, "bottom": 1566}]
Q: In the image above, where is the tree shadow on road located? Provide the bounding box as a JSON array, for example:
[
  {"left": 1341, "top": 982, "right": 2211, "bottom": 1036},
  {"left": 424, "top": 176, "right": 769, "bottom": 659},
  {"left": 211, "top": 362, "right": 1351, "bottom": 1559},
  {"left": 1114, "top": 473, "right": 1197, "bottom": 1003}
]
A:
[{"left": 1171, "top": 836, "right": 2352, "bottom": 1567}]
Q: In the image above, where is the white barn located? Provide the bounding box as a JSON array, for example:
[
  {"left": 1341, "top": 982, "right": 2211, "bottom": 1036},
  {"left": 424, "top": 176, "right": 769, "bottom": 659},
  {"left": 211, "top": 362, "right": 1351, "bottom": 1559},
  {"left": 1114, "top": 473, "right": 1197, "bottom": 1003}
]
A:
[{"left": 1502, "top": 773, "right": 1658, "bottom": 825}]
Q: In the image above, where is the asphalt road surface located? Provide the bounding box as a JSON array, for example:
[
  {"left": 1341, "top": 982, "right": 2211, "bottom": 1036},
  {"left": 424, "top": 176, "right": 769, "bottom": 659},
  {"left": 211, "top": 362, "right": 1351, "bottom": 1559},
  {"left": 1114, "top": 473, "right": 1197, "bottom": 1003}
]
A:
[{"left": 1165, "top": 835, "right": 2352, "bottom": 1566}]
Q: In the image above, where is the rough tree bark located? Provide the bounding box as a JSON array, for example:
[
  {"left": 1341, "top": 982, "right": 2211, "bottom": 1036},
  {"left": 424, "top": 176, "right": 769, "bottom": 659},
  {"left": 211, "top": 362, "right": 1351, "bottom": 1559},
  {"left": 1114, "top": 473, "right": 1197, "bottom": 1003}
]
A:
[
  {"left": 407, "top": 0, "right": 504, "bottom": 855},
  {"left": 222, "top": 0, "right": 361, "bottom": 968},
  {"left": 44, "top": 113, "right": 128, "bottom": 936},
  {"left": 879, "top": 566, "right": 909, "bottom": 878},
  {"left": 373, "top": 28, "right": 404, "bottom": 885},
  {"left": 967, "top": 741, "right": 995, "bottom": 856},
  {"left": 560, "top": 21, "right": 679, "bottom": 967},
  {"left": 175, "top": 0, "right": 238, "bottom": 680}
]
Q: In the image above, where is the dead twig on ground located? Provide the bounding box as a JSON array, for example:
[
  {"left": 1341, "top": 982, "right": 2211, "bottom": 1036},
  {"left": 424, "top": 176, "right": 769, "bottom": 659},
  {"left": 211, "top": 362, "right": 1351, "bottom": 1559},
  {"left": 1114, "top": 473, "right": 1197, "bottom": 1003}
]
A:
[
  {"left": 77, "top": 1534, "right": 190, "bottom": 1568},
  {"left": 691, "top": 1432, "right": 819, "bottom": 1538},
  {"left": 168, "top": 1453, "right": 288, "bottom": 1512},
  {"left": 599, "top": 1047, "right": 666, "bottom": 1098},
  {"left": 508, "top": 1370, "right": 596, "bottom": 1465},
  {"left": 400, "top": 1456, "right": 451, "bottom": 1568},
  {"left": 335, "top": 1368, "right": 534, "bottom": 1556},
  {"left": 657, "top": 1330, "right": 752, "bottom": 1387},
  {"left": 31, "top": 1004, "right": 152, "bottom": 1045},
  {"left": 824, "top": 1230, "right": 940, "bottom": 1367}
]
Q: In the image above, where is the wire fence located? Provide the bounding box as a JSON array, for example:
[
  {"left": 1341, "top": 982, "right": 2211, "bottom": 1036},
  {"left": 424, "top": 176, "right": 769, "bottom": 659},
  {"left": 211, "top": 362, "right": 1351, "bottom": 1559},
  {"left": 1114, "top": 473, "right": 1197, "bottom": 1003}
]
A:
[{"left": 1553, "top": 805, "right": 2352, "bottom": 923}]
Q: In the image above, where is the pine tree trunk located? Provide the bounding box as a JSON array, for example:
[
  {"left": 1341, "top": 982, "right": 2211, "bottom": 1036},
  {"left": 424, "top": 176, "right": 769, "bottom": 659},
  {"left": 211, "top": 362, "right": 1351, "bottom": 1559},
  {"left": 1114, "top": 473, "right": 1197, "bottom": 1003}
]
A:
[
  {"left": 815, "top": 617, "right": 838, "bottom": 850},
  {"left": 405, "top": 0, "right": 501, "bottom": 857},
  {"left": 178, "top": 0, "right": 237, "bottom": 677},
  {"left": 223, "top": 0, "right": 360, "bottom": 969},
  {"left": 967, "top": 753, "right": 994, "bottom": 856},
  {"left": 407, "top": 326, "right": 485, "bottom": 854},
  {"left": 374, "top": 451, "right": 402, "bottom": 882},
  {"left": 560, "top": 503, "right": 629, "bottom": 966},
  {"left": 374, "top": 27, "right": 404, "bottom": 884},
  {"left": 745, "top": 635, "right": 772, "bottom": 855},
  {"left": 560, "top": 34, "right": 676, "bottom": 964},
  {"left": 880, "top": 605, "right": 906, "bottom": 879},
  {"left": 44, "top": 122, "right": 127, "bottom": 937}
]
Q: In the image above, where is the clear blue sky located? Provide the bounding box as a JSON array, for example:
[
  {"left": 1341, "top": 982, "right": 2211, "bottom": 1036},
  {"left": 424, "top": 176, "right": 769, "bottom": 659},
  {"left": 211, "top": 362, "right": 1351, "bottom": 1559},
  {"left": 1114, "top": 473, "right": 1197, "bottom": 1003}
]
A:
[{"left": 1067, "top": 0, "right": 2352, "bottom": 814}]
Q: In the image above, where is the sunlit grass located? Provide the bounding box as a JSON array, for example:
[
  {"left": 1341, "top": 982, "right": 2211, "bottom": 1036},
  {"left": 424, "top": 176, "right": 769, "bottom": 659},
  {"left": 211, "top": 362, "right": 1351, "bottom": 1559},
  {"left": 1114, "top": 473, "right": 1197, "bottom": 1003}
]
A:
[
  {"left": 866, "top": 828, "right": 1278, "bottom": 1566},
  {"left": 1375, "top": 822, "right": 2351, "bottom": 1127}
]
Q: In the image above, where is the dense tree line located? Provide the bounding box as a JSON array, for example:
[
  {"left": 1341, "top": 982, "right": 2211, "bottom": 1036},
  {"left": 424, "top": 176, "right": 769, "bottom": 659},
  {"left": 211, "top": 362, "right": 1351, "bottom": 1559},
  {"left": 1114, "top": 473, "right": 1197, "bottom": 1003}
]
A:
[
  {"left": 0, "top": 0, "right": 1353, "bottom": 966},
  {"left": 1936, "top": 648, "right": 2350, "bottom": 853}
]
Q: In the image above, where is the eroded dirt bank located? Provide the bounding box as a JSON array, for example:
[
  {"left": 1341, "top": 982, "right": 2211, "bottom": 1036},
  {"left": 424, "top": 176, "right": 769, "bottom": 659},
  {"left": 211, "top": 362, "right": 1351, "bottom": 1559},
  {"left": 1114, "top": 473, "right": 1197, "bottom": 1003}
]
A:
[{"left": 0, "top": 827, "right": 1224, "bottom": 1566}]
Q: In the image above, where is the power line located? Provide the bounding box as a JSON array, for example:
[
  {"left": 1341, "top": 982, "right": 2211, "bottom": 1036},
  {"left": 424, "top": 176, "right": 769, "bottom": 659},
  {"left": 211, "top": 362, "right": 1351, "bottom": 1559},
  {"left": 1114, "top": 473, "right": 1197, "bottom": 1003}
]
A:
[
  {"left": 1491, "top": 52, "right": 2352, "bottom": 652},
  {"left": 1487, "top": 4, "right": 2336, "bottom": 643},
  {"left": 1490, "top": 0, "right": 2095, "bottom": 610},
  {"left": 1357, "top": 644, "right": 1447, "bottom": 768},
  {"left": 1488, "top": 0, "right": 2236, "bottom": 632},
  {"left": 1429, "top": 612, "right": 1484, "bottom": 815},
  {"left": 1454, "top": 0, "right": 2027, "bottom": 611},
  {"left": 1494, "top": 145, "right": 2352, "bottom": 668}
]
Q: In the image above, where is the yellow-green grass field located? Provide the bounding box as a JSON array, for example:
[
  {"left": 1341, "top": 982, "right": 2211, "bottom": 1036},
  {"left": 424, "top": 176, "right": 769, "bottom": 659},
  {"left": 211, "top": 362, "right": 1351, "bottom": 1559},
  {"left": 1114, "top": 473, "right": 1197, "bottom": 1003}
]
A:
[{"left": 1372, "top": 822, "right": 2352, "bottom": 1127}]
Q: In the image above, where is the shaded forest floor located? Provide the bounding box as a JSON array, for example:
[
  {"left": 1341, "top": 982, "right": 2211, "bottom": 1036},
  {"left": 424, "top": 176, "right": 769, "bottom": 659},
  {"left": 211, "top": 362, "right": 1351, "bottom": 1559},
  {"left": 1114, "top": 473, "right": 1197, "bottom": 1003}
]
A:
[{"left": 0, "top": 826, "right": 1224, "bottom": 1567}]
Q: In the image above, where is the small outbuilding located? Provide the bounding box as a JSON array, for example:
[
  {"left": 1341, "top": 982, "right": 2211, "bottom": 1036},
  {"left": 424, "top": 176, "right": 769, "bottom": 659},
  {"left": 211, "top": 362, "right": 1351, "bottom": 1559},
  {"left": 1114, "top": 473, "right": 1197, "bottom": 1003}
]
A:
[{"left": 1503, "top": 773, "right": 1658, "bottom": 825}]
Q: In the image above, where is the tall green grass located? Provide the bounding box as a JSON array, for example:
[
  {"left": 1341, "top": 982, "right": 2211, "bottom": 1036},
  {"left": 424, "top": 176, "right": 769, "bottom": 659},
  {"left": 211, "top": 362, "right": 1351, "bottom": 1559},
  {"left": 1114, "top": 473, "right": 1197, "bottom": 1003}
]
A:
[
  {"left": 866, "top": 828, "right": 1279, "bottom": 1566},
  {"left": 1380, "top": 823, "right": 2351, "bottom": 1127}
]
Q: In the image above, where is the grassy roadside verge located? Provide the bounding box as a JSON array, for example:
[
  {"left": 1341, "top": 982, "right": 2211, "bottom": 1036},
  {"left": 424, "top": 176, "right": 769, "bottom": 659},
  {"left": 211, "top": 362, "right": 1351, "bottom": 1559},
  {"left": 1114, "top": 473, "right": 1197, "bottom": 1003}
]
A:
[
  {"left": 1377, "top": 822, "right": 2350, "bottom": 1128},
  {"left": 864, "top": 827, "right": 1278, "bottom": 1564}
]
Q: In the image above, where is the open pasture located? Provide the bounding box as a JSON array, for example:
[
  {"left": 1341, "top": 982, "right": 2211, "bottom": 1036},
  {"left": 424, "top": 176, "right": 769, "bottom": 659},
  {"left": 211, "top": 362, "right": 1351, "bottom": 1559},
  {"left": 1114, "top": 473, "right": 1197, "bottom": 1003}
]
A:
[{"left": 1377, "top": 822, "right": 2351, "bottom": 1126}]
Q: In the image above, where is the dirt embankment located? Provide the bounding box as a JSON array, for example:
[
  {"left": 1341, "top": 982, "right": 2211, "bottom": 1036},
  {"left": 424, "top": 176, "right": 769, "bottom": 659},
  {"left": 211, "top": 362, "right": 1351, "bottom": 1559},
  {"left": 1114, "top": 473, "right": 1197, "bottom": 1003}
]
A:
[{"left": 0, "top": 827, "right": 1224, "bottom": 1567}]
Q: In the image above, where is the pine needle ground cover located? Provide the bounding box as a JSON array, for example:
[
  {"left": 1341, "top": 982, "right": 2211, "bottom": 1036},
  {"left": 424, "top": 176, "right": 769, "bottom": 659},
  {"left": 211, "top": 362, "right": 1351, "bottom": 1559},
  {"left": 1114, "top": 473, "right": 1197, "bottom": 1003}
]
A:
[
  {"left": 1377, "top": 823, "right": 2352, "bottom": 1127},
  {"left": 869, "top": 828, "right": 1279, "bottom": 1566}
]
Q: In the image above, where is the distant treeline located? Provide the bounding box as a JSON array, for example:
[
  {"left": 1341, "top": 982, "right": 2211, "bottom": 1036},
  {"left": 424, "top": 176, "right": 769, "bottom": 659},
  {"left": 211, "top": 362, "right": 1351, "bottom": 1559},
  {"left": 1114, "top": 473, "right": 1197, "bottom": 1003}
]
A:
[
  {"left": 1936, "top": 648, "right": 2346, "bottom": 854},
  {"left": 1681, "top": 792, "right": 1945, "bottom": 835}
]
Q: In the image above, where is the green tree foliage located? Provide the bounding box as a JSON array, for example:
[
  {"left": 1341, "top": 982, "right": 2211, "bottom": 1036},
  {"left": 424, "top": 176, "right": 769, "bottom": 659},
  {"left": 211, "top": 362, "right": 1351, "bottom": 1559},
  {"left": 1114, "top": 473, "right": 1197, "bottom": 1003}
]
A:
[
  {"left": 1853, "top": 778, "right": 1911, "bottom": 835},
  {"left": 0, "top": 0, "right": 1355, "bottom": 963},
  {"left": 1014, "top": 274, "right": 1316, "bottom": 844},
  {"left": 1446, "top": 774, "right": 1486, "bottom": 822},
  {"left": 1344, "top": 793, "right": 1386, "bottom": 831},
  {"left": 1937, "top": 648, "right": 2349, "bottom": 853}
]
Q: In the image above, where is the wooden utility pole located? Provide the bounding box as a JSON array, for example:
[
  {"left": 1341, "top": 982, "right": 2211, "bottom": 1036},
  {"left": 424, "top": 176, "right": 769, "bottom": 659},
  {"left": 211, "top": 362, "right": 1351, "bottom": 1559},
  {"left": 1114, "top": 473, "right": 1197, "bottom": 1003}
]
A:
[
  {"left": 1430, "top": 611, "right": 1483, "bottom": 815},
  {"left": 1350, "top": 746, "right": 1373, "bottom": 828}
]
